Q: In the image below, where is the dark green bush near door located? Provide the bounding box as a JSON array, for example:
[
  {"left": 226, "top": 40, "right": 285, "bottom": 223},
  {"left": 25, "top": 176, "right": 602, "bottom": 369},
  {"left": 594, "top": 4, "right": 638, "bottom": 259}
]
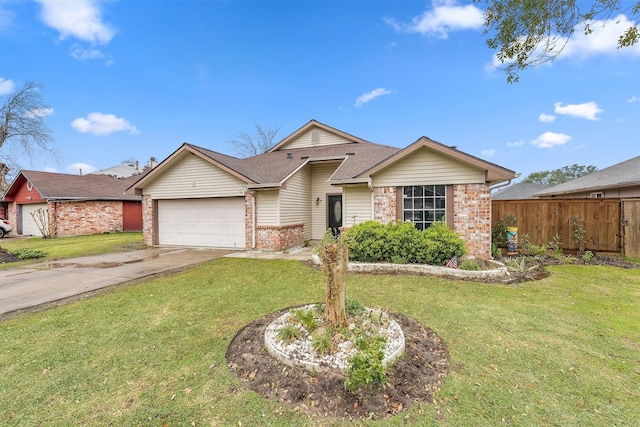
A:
[{"left": 344, "top": 220, "right": 466, "bottom": 265}]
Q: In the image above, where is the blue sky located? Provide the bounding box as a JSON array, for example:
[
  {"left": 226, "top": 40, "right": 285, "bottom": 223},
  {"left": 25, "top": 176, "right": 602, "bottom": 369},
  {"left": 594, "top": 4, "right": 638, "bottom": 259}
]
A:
[{"left": 1, "top": 0, "right": 638, "bottom": 181}]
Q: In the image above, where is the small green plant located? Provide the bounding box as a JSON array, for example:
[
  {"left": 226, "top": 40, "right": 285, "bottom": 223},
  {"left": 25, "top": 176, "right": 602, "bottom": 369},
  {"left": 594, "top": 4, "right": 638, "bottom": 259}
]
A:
[
  {"left": 491, "top": 242, "right": 501, "bottom": 258},
  {"left": 311, "top": 330, "right": 335, "bottom": 355},
  {"left": 345, "top": 298, "right": 365, "bottom": 317},
  {"left": 10, "top": 248, "right": 47, "bottom": 260},
  {"left": 459, "top": 259, "right": 481, "bottom": 271},
  {"left": 548, "top": 234, "right": 563, "bottom": 257},
  {"left": 492, "top": 212, "right": 517, "bottom": 247},
  {"left": 290, "top": 308, "right": 318, "bottom": 333},
  {"left": 570, "top": 215, "right": 587, "bottom": 255},
  {"left": 345, "top": 335, "right": 388, "bottom": 391},
  {"left": 390, "top": 255, "right": 407, "bottom": 264},
  {"left": 563, "top": 255, "right": 578, "bottom": 264},
  {"left": 503, "top": 256, "right": 526, "bottom": 272},
  {"left": 581, "top": 250, "right": 595, "bottom": 263},
  {"left": 275, "top": 325, "right": 302, "bottom": 344}
]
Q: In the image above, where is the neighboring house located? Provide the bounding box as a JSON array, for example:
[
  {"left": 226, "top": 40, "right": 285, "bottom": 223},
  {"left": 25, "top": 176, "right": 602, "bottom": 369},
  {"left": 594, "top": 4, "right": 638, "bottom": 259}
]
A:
[
  {"left": 128, "top": 120, "right": 517, "bottom": 259},
  {"left": 492, "top": 183, "right": 548, "bottom": 200},
  {"left": 3, "top": 171, "right": 143, "bottom": 237},
  {"left": 533, "top": 156, "right": 640, "bottom": 199},
  {"left": 94, "top": 157, "right": 159, "bottom": 178}
]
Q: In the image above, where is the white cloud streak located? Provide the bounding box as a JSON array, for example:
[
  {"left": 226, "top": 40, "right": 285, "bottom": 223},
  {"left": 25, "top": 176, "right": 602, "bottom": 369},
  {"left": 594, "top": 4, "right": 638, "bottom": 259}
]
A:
[
  {"left": 538, "top": 113, "right": 556, "bottom": 123},
  {"left": 628, "top": 96, "right": 639, "bottom": 103},
  {"left": 562, "top": 14, "right": 640, "bottom": 60},
  {"left": 554, "top": 101, "right": 603, "bottom": 120},
  {"left": 0, "top": 77, "right": 15, "bottom": 95},
  {"left": 354, "top": 88, "right": 393, "bottom": 107},
  {"left": 24, "top": 107, "right": 54, "bottom": 119},
  {"left": 35, "top": 0, "right": 115, "bottom": 44},
  {"left": 506, "top": 140, "right": 525, "bottom": 147},
  {"left": 385, "top": 0, "right": 483, "bottom": 39},
  {"left": 71, "top": 112, "right": 139, "bottom": 136},
  {"left": 481, "top": 149, "right": 495, "bottom": 157},
  {"left": 531, "top": 132, "right": 571, "bottom": 148}
]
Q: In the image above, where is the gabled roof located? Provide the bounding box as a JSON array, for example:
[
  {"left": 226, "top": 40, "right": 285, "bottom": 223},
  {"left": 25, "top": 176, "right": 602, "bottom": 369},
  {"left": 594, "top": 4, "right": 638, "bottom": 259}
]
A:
[
  {"left": 534, "top": 156, "right": 640, "bottom": 197},
  {"left": 360, "top": 137, "right": 516, "bottom": 184},
  {"left": 267, "top": 119, "right": 371, "bottom": 153},
  {"left": 128, "top": 121, "right": 517, "bottom": 192},
  {"left": 493, "top": 183, "right": 549, "bottom": 200},
  {"left": 3, "top": 171, "right": 142, "bottom": 201}
]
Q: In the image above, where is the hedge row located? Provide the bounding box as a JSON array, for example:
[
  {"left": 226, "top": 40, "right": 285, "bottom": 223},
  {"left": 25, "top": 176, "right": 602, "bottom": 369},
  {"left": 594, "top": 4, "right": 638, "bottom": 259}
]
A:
[{"left": 343, "top": 220, "right": 466, "bottom": 265}]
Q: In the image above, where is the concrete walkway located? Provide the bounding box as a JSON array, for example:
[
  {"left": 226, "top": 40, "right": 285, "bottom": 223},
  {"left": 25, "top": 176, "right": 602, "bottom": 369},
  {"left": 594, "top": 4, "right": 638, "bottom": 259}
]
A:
[{"left": 0, "top": 247, "right": 232, "bottom": 316}]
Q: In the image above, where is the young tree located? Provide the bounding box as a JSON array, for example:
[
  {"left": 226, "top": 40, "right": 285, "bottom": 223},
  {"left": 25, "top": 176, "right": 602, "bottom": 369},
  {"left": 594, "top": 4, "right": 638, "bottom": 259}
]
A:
[
  {"left": 229, "top": 121, "right": 282, "bottom": 158},
  {"left": 522, "top": 164, "right": 598, "bottom": 186},
  {"left": 1, "top": 81, "right": 54, "bottom": 156},
  {"left": 475, "top": 0, "right": 640, "bottom": 82}
]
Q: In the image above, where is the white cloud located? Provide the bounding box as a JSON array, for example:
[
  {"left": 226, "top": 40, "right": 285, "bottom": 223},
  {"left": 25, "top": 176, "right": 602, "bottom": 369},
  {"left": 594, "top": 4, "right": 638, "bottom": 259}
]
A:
[
  {"left": 354, "top": 88, "right": 394, "bottom": 107},
  {"left": 506, "top": 140, "right": 525, "bottom": 147},
  {"left": 43, "top": 166, "right": 59, "bottom": 173},
  {"left": 481, "top": 149, "right": 495, "bottom": 157},
  {"left": 24, "top": 107, "right": 54, "bottom": 119},
  {"left": 538, "top": 113, "right": 556, "bottom": 123},
  {"left": 562, "top": 14, "right": 640, "bottom": 60},
  {"left": 0, "top": 77, "right": 15, "bottom": 95},
  {"left": 36, "top": 0, "right": 115, "bottom": 44},
  {"left": 629, "top": 96, "right": 639, "bottom": 103},
  {"left": 385, "top": 0, "right": 483, "bottom": 39},
  {"left": 67, "top": 162, "right": 97, "bottom": 175},
  {"left": 554, "top": 101, "right": 603, "bottom": 120},
  {"left": 531, "top": 131, "right": 571, "bottom": 148},
  {"left": 71, "top": 112, "right": 139, "bottom": 136}
]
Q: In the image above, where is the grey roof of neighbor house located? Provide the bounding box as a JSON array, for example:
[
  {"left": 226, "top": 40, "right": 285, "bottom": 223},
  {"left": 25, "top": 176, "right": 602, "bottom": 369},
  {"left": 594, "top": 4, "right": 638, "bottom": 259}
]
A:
[
  {"left": 3, "top": 171, "right": 142, "bottom": 201},
  {"left": 93, "top": 162, "right": 145, "bottom": 178},
  {"left": 533, "top": 155, "right": 640, "bottom": 197},
  {"left": 492, "top": 183, "right": 549, "bottom": 200}
]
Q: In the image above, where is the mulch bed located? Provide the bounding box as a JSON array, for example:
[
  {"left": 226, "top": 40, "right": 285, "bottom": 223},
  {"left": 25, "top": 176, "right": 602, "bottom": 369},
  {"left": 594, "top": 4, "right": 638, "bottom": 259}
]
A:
[{"left": 226, "top": 309, "right": 449, "bottom": 421}]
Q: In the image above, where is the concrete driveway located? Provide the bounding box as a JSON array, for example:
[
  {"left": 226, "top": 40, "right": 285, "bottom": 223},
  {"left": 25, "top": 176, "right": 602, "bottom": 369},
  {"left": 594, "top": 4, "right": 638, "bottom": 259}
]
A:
[{"left": 0, "top": 247, "right": 232, "bottom": 317}]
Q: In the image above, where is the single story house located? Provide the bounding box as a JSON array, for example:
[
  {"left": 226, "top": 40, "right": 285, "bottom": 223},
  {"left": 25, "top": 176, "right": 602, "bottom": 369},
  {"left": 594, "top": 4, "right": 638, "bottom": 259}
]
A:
[
  {"left": 533, "top": 156, "right": 640, "bottom": 199},
  {"left": 3, "top": 171, "right": 144, "bottom": 237},
  {"left": 128, "top": 120, "right": 517, "bottom": 259}
]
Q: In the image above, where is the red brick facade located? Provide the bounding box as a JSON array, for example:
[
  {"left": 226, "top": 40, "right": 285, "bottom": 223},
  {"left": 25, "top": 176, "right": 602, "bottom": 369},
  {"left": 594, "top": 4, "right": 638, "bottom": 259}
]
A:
[
  {"left": 255, "top": 224, "right": 305, "bottom": 251},
  {"left": 244, "top": 191, "right": 256, "bottom": 249},
  {"left": 452, "top": 183, "right": 492, "bottom": 260},
  {"left": 373, "top": 186, "right": 397, "bottom": 224},
  {"left": 142, "top": 195, "right": 155, "bottom": 246}
]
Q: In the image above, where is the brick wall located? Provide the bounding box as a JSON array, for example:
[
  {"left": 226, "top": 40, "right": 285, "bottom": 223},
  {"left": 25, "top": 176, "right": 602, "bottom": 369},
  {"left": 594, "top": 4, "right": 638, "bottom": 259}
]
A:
[
  {"left": 7, "top": 203, "right": 17, "bottom": 235},
  {"left": 373, "top": 186, "right": 396, "bottom": 224},
  {"left": 245, "top": 191, "right": 256, "bottom": 249},
  {"left": 453, "top": 183, "right": 491, "bottom": 260},
  {"left": 255, "top": 224, "right": 305, "bottom": 251},
  {"left": 52, "top": 200, "right": 123, "bottom": 236},
  {"left": 142, "top": 195, "right": 154, "bottom": 246}
]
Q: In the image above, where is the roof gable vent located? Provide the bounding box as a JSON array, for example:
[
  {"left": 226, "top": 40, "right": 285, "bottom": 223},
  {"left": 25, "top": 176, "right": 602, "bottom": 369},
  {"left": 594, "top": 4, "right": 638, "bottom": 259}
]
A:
[{"left": 311, "top": 130, "right": 320, "bottom": 146}]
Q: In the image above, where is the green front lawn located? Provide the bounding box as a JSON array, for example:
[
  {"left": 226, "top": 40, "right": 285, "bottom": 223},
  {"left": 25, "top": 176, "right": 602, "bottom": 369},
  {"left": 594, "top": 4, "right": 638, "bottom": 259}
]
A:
[
  {"left": 0, "top": 232, "right": 144, "bottom": 268},
  {"left": 1, "top": 257, "right": 638, "bottom": 426}
]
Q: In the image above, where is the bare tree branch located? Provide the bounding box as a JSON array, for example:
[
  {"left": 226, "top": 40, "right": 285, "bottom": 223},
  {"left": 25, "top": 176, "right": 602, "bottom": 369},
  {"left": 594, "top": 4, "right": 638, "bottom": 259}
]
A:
[{"left": 229, "top": 121, "right": 282, "bottom": 158}]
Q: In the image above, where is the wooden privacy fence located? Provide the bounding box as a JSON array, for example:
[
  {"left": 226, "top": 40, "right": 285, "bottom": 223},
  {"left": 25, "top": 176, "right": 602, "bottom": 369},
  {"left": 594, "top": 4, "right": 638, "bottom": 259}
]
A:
[{"left": 492, "top": 199, "right": 621, "bottom": 253}]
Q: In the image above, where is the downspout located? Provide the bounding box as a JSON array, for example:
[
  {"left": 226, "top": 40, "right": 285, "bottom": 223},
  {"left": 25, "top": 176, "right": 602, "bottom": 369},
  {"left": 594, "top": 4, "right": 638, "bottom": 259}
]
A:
[{"left": 489, "top": 173, "right": 521, "bottom": 193}]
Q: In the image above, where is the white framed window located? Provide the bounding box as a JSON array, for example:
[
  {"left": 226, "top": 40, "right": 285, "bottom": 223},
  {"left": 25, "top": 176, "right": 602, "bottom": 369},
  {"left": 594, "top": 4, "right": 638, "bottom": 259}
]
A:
[
  {"left": 590, "top": 192, "right": 603, "bottom": 198},
  {"left": 402, "top": 185, "right": 446, "bottom": 230}
]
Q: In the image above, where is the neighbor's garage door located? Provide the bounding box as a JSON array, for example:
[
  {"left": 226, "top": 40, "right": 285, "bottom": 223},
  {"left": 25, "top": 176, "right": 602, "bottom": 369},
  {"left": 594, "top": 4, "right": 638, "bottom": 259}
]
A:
[
  {"left": 157, "top": 198, "right": 245, "bottom": 248},
  {"left": 20, "top": 203, "right": 48, "bottom": 236}
]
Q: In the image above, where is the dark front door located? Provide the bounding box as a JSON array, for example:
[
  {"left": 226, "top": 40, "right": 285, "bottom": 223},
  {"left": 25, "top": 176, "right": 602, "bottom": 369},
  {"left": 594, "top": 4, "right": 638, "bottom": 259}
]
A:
[{"left": 328, "top": 195, "right": 343, "bottom": 236}]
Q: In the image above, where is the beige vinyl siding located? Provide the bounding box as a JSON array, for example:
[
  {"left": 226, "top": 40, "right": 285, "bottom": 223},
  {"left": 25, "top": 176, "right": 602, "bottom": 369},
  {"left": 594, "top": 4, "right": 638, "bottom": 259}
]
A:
[
  {"left": 343, "top": 185, "right": 372, "bottom": 228},
  {"left": 256, "top": 190, "right": 279, "bottom": 226},
  {"left": 280, "top": 165, "right": 312, "bottom": 239},
  {"left": 284, "top": 128, "right": 353, "bottom": 150},
  {"left": 311, "top": 161, "right": 342, "bottom": 240},
  {"left": 372, "top": 147, "right": 485, "bottom": 187},
  {"left": 144, "top": 154, "right": 246, "bottom": 198}
]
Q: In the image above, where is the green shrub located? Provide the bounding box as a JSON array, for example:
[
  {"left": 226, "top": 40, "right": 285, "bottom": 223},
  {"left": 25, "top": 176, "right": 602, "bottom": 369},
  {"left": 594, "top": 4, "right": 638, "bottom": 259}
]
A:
[
  {"left": 275, "top": 325, "right": 302, "bottom": 344},
  {"left": 10, "top": 248, "right": 47, "bottom": 260},
  {"left": 344, "top": 220, "right": 466, "bottom": 266},
  {"left": 311, "top": 330, "right": 334, "bottom": 355},
  {"left": 345, "top": 298, "right": 365, "bottom": 317},
  {"left": 459, "top": 259, "right": 480, "bottom": 271},
  {"left": 345, "top": 335, "right": 387, "bottom": 391}
]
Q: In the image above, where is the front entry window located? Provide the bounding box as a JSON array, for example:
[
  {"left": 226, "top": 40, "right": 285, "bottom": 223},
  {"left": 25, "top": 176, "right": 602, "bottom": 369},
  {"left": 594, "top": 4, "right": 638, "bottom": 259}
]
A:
[
  {"left": 328, "top": 195, "right": 342, "bottom": 236},
  {"left": 403, "top": 185, "right": 446, "bottom": 230}
]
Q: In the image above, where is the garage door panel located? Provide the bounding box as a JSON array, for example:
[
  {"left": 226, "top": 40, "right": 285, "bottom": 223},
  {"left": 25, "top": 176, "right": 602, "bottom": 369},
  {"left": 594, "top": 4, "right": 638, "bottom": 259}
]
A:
[
  {"left": 20, "top": 203, "right": 48, "bottom": 236},
  {"left": 158, "top": 198, "right": 245, "bottom": 248}
]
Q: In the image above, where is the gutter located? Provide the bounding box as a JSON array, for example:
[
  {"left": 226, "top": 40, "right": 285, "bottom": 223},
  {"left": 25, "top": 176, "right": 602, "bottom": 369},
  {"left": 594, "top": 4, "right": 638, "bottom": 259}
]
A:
[{"left": 490, "top": 173, "right": 521, "bottom": 193}]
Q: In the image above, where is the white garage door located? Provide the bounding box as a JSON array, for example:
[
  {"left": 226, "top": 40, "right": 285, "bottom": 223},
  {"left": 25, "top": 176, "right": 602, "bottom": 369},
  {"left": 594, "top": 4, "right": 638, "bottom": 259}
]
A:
[
  {"left": 20, "top": 203, "right": 48, "bottom": 236},
  {"left": 158, "top": 198, "right": 245, "bottom": 248}
]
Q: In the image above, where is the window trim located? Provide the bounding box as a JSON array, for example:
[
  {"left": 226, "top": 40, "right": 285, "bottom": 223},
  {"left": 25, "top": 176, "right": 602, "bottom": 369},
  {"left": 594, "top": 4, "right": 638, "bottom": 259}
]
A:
[{"left": 400, "top": 185, "right": 448, "bottom": 230}]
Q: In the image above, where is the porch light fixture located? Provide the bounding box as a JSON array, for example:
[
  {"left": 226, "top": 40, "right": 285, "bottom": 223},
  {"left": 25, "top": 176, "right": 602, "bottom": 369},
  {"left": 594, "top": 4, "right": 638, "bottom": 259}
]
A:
[{"left": 315, "top": 197, "right": 321, "bottom": 206}]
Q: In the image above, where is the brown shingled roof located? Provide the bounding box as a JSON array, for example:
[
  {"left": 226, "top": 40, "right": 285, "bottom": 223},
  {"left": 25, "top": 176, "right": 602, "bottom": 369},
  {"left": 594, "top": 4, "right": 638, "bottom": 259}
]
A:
[{"left": 3, "top": 171, "right": 142, "bottom": 201}]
